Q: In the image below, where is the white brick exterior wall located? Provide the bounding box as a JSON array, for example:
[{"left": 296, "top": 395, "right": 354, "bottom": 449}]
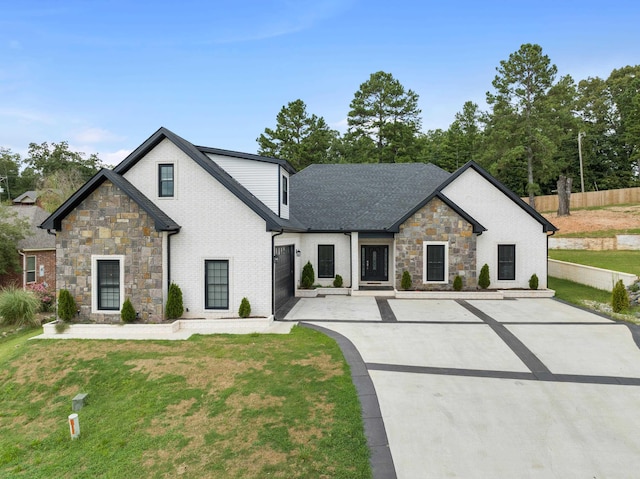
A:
[
  {"left": 123, "top": 139, "right": 273, "bottom": 318},
  {"left": 442, "top": 168, "right": 549, "bottom": 289}
]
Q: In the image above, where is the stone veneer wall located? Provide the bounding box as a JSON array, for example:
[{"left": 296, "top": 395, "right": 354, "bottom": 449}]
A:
[
  {"left": 395, "top": 197, "right": 477, "bottom": 290},
  {"left": 57, "top": 181, "right": 164, "bottom": 323}
]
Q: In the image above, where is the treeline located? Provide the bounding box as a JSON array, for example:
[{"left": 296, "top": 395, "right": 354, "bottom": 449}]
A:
[
  {"left": 0, "top": 142, "right": 106, "bottom": 211},
  {"left": 257, "top": 44, "right": 640, "bottom": 203}
]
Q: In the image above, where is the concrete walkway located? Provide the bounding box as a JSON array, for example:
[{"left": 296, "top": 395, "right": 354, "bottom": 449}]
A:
[{"left": 286, "top": 296, "right": 640, "bottom": 479}]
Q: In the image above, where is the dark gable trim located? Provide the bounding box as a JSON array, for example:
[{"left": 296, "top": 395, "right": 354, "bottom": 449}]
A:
[
  {"left": 388, "top": 191, "right": 486, "bottom": 234},
  {"left": 197, "top": 145, "right": 297, "bottom": 175},
  {"left": 437, "top": 161, "right": 558, "bottom": 233},
  {"left": 113, "top": 127, "right": 300, "bottom": 232},
  {"left": 39, "top": 169, "right": 180, "bottom": 232}
]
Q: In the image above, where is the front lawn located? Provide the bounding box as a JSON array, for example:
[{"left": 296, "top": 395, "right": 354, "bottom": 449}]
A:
[
  {"left": 0, "top": 326, "right": 371, "bottom": 479},
  {"left": 548, "top": 250, "right": 640, "bottom": 276}
]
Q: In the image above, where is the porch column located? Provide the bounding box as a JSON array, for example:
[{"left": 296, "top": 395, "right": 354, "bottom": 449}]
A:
[{"left": 351, "top": 232, "right": 359, "bottom": 291}]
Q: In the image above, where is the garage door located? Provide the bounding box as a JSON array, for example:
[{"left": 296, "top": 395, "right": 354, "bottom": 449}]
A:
[{"left": 274, "top": 244, "right": 294, "bottom": 313}]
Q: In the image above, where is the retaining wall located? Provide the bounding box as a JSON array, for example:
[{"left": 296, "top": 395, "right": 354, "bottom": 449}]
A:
[
  {"left": 549, "top": 235, "right": 640, "bottom": 250},
  {"left": 548, "top": 259, "right": 637, "bottom": 291}
]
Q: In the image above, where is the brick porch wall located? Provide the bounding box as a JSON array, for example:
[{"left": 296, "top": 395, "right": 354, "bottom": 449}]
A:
[
  {"left": 395, "top": 197, "right": 477, "bottom": 290},
  {"left": 56, "top": 180, "right": 164, "bottom": 323}
]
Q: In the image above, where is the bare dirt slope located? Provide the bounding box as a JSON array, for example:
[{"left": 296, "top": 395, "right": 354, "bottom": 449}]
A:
[{"left": 543, "top": 205, "right": 640, "bottom": 235}]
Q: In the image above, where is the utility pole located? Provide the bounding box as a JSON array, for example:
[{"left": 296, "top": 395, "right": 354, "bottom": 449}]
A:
[{"left": 578, "top": 132, "right": 585, "bottom": 194}]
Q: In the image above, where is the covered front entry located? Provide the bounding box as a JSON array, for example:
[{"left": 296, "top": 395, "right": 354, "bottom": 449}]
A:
[
  {"left": 361, "top": 245, "right": 389, "bottom": 282},
  {"left": 274, "top": 244, "right": 294, "bottom": 312}
]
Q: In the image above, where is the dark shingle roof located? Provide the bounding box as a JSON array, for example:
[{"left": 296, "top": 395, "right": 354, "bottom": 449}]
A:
[
  {"left": 12, "top": 205, "right": 56, "bottom": 249},
  {"left": 290, "top": 163, "right": 453, "bottom": 231}
]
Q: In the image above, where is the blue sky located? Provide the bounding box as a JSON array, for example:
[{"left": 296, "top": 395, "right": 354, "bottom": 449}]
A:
[{"left": 1, "top": 0, "right": 639, "bottom": 166}]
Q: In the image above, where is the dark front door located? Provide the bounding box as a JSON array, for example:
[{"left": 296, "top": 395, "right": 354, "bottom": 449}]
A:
[
  {"left": 274, "top": 245, "right": 294, "bottom": 313},
  {"left": 361, "top": 245, "right": 389, "bottom": 281}
]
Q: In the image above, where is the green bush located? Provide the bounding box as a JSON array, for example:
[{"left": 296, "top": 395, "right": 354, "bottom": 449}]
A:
[
  {"left": 238, "top": 297, "right": 251, "bottom": 318},
  {"left": 301, "top": 261, "right": 315, "bottom": 289},
  {"left": 333, "top": 274, "right": 343, "bottom": 288},
  {"left": 478, "top": 264, "right": 490, "bottom": 289},
  {"left": 121, "top": 298, "right": 136, "bottom": 323},
  {"left": 529, "top": 273, "right": 539, "bottom": 290},
  {"left": 57, "top": 288, "right": 77, "bottom": 322},
  {"left": 453, "top": 275, "right": 463, "bottom": 291},
  {"left": 0, "top": 286, "right": 41, "bottom": 327},
  {"left": 401, "top": 270, "right": 412, "bottom": 290},
  {"left": 611, "top": 280, "right": 629, "bottom": 313},
  {"left": 165, "top": 282, "right": 184, "bottom": 320}
]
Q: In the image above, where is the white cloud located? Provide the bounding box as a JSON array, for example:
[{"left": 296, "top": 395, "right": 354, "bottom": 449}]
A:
[
  {"left": 101, "top": 149, "right": 131, "bottom": 167},
  {"left": 331, "top": 117, "right": 349, "bottom": 133},
  {"left": 72, "top": 127, "right": 124, "bottom": 144},
  {"left": 0, "top": 107, "right": 53, "bottom": 124}
]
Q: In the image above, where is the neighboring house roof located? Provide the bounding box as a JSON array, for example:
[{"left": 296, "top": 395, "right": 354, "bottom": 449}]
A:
[
  {"left": 437, "top": 161, "right": 558, "bottom": 233},
  {"left": 11, "top": 205, "right": 56, "bottom": 250},
  {"left": 113, "top": 127, "right": 305, "bottom": 232},
  {"left": 12, "top": 191, "right": 38, "bottom": 204},
  {"left": 39, "top": 169, "right": 181, "bottom": 232},
  {"left": 290, "top": 163, "right": 456, "bottom": 231}
]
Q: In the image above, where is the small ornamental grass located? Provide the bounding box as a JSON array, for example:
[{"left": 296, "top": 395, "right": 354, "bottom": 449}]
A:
[{"left": 0, "top": 286, "right": 41, "bottom": 327}]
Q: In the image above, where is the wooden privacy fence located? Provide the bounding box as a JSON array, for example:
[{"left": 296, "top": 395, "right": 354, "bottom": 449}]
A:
[{"left": 522, "top": 187, "right": 640, "bottom": 212}]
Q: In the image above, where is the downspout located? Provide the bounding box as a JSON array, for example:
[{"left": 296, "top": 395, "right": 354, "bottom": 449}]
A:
[
  {"left": 167, "top": 229, "right": 180, "bottom": 288},
  {"left": 343, "top": 232, "right": 352, "bottom": 288},
  {"left": 271, "top": 230, "right": 284, "bottom": 317},
  {"left": 18, "top": 250, "right": 26, "bottom": 289}
]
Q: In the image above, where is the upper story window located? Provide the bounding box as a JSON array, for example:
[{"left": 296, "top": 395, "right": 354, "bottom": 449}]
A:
[
  {"left": 159, "top": 164, "right": 174, "bottom": 197},
  {"left": 282, "top": 175, "right": 288, "bottom": 205}
]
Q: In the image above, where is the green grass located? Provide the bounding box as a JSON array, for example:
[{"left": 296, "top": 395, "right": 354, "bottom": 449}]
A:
[
  {"left": 0, "top": 326, "right": 371, "bottom": 479},
  {"left": 548, "top": 277, "right": 612, "bottom": 306},
  {"left": 548, "top": 250, "right": 640, "bottom": 276}
]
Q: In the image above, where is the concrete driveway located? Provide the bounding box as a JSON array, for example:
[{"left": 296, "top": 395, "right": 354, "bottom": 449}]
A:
[{"left": 285, "top": 297, "right": 640, "bottom": 479}]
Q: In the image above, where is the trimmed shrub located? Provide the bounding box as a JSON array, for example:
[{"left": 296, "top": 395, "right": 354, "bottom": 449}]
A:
[
  {"left": 121, "top": 298, "right": 136, "bottom": 323},
  {"left": 301, "top": 261, "right": 315, "bottom": 289},
  {"left": 612, "top": 280, "right": 629, "bottom": 313},
  {"left": 0, "top": 286, "right": 41, "bottom": 327},
  {"left": 165, "top": 282, "right": 184, "bottom": 320},
  {"left": 453, "top": 275, "right": 463, "bottom": 291},
  {"left": 478, "top": 264, "right": 490, "bottom": 289},
  {"left": 333, "top": 274, "right": 343, "bottom": 288},
  {"left": 238, "top": 297, "right": 251, "bottom": 318},
  {"left": 401, "top": 270, "right": 412, "bottom": 290},
  {"left": 529, "top": 274, "right": 539, "bottom": 290},
  {"left": 58, "top": 289, "right": 77, "bottom": 322}
]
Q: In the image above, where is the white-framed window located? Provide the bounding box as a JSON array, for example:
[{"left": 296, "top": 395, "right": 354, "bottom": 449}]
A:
[
  {"left": 318, "top": 245, "right": 335, "bottom": 278},
  {"left": 498, "top": 244, "right": 516, "bottom": 281},
  {"left": 205, "top": 260, "right": 229, "bottom": 310},
  {"left": 423, "top": 241, "right": 448, "bottom": 284},
  {"left": 26, "top": 255, "right": 36, "bottom": 283},
  {"left": 92, "top": 255, "right": 125, "bottom": 313}
]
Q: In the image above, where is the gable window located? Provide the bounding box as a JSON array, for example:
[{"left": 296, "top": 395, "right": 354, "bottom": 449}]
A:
[
  {"left": 205, "top": 260, "right": 229, "bottom": 309},
  {"left": 26, "top": 256, "right": 36, "bottom": 283},
  {"left": 92, "top": 255, "right": 125, "bottom": 313},
  {"left": 97, "top": 260, "right": 120, "bottom": 310},
  {"left": 282, "top": 175, "right": 288, "bottom": 205},
  {"left": 318, "top": 245, "right": 335, "bottom": 278},
  {"left": 423, "top": 242, "right": 448, "bottom": 283},
  {"left": 498, "top": 244, "right": 516, "bottom": 280},
  {"left": 159, "top": 164, "right": 174, "bottom": 197}
]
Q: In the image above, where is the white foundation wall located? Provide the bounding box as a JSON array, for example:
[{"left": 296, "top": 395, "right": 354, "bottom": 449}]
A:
[
  {"left": 123, "top": 139, "right": 273, "bottom": 318},
  {"left": 442, "top": 168, "right": 549, "bottom": 289},
  {"left": 299, "top": 233, "right": 352, "bottom": 287}
]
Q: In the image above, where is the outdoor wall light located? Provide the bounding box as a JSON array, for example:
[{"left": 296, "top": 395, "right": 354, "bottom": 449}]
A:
[
  {"left": 296, "top": 249, "right": 301, "bottom": 257},
  {"left": 273, "top": 254, "right": 279, "bottom": 263}
]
